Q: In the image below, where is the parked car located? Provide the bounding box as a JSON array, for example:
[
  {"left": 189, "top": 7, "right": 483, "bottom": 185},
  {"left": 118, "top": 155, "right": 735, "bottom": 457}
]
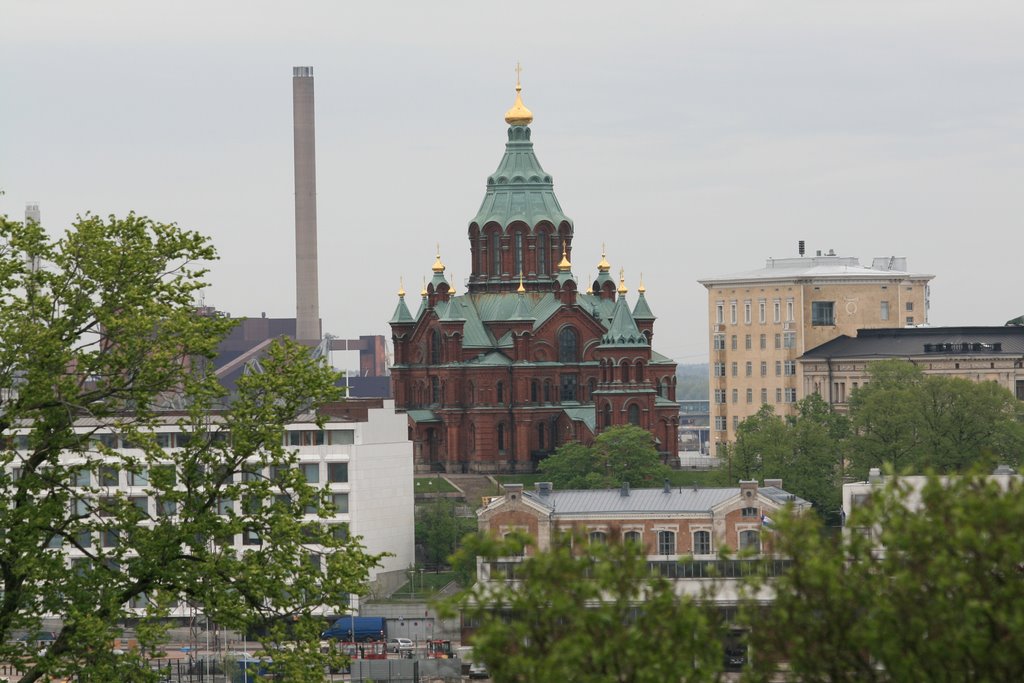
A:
[
  {"left": 468, "top": 660, "right": 489, "bottom": 679},
  {"left": 387, "top": 637, "right": 414, "bottom": 653}
]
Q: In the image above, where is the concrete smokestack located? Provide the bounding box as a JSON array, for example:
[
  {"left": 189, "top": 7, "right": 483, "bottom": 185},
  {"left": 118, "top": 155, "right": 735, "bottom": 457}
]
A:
[{"left": 293, "top": 66, "right": 321, "bottom": 342}]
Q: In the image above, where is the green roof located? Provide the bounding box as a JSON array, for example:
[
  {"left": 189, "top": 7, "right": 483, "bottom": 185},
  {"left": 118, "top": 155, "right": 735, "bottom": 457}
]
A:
[
  {"left": 632, "top": 292, "right": 655, "bottom": 320},
  {"left": 389, "top": 295, "right": 414, "bottom": 324},
  {"left": 561, "top": 406, "right": 597, "bottom": 433},
  {"left": 471, "top": 125, "right": 572, "bottom": 231},
  {"left": 407, "top": 409, "right": 440, "bottom": 423},
  {"left": 600, "top": 296, "right": 648, "bottom": 347}
]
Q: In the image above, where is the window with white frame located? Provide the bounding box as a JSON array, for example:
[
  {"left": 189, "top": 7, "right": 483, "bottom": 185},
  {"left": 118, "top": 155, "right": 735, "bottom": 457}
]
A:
[
  {"left": 730, "top": 301, "right": 738, "bottom": 325},
  {"left": 739, "top": 530, "right": 760, "bottom": 552},
  {"left": 744, "top": 301, "right": 751, "bottom": 324},
  {"left": 880, "top": 300, "right": 889, "bottom": 321},
  {"left": 657, "top": 530, "right": 676, "bottom": 555},
  {"left": 693, "top": 530, "right": 711, "bottom": 555},
  {"left": 760, "top": 388, "right": 768, "bottom": 404},
  {"left": 713, "top": 333, "right": 726, "bottom": 350},
  {"left": 786, "top": 299, "right": 794, "bottom": 322},
  {"left": 714, "top": 362, "right": 726, "bottom": 377},
  {"left": 784, "top": 387, "right": 797, "bottom": 403},
  {"left": 714, "top": 416, "right": 727, "bottom": 431},
  {"left": 716, "top": 302, "right": 724, "bottom": 324},
  {"left": 773, "top": 300, "right": 781, "bottom": 323},
  {"left": 624, "top": 530, "right": 642, "bottom": 545},
  {"left": 784, "top": 360, "right": 796, "bottom": 376},
  {"left": 714, "top": 389, "right": 727, "bottom": 404},
  {"left": 783, "top": 331, "right": 796, "bottom": 348},
  {"left": 811, "top": 301, "right": 835, "bottom": 326},
  {"left": 759, "top": 301, "right": 766, "bottom": 324}
]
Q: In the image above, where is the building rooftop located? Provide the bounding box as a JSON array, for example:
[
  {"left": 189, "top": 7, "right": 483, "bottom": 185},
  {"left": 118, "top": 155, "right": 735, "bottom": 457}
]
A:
[
  {"left": 699, "top": 254, "right": 933, "bottom": 287},
  {"left": 801, "top": 326, "right": 1024, "bottom": 359},
  {"left": 509, "top": 483, "right": 807, "bottom": 515}
]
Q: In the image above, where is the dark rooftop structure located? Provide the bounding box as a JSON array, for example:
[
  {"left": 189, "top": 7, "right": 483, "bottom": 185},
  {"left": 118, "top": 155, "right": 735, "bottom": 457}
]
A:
[{"left": 801, "top": 326, "right": 1024, "bottom": 360}]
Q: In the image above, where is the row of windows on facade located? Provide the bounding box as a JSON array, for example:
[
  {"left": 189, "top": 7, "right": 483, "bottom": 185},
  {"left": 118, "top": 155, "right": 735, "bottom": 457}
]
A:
[
  {"left": 499, "top": 525, "right": 761, "bottom": 568},
  {"left": 486, "top": 400, "right": 653, "bottom": 453},
  {"left": 713, "top": 387, "right": 798, "bottom": 406},
  {"left": 714, "top": 360, "right": 797, "bottom": 378},
  {"left": 470, "top": 230, "right": 568, "bottom": 280},
  {"left": 713, "top": 331, "right": 797, "bottom": 351},
  {"left": 716, "top": 299, "right": 914, "bottom": 327},
  {"left": 4, "top": 429, "right": 356, "bottom": 452},
  {"left": 39, "top": 462, "right": 350, "bottom": 489},
  {"left": 64, "top": 492, "right": 351, "bottom": 526},
  {"left": 414, "top": 372, "right": 674, "bottom": 408}
]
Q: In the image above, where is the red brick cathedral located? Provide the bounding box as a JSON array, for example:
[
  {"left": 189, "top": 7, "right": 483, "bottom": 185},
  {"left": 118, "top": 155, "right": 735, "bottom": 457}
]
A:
[{"left": 389, "top": 80, "right": 678, "bottom": 473}]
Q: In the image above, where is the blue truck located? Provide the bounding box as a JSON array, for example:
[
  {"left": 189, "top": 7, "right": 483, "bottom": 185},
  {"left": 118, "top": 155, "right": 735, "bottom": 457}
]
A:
[{"left": 321, "top": 616, "right": 387, "bottom": 642}]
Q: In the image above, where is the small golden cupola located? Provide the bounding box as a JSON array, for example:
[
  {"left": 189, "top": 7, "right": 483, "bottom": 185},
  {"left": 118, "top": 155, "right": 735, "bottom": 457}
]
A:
[
  {"left": 618, "top": 268, "right": 628, "bottom": 295},
  {"left": 504, "top": 63, "right": 534, "bottom": 126}
]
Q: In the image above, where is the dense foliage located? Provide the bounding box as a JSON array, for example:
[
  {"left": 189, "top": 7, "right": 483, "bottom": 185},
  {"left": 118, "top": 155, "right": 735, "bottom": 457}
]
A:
[
  {"left": 444, "top": 532, "right": 726, "bottom": 683},
  {"left": 537, "top": 425, "right": 672, "bottom": 489},
  {"left": 0, "top": 214, "right": 382, "bottom": 682},
  {"left": 414, "top": 498, "right": 476, "bottom": 572},
  {"left": 724, "top": 360, "right": 1023, "bottom": 522},
  {"left": 741, "top": 470, "right": 1024, "bottom": 682}
]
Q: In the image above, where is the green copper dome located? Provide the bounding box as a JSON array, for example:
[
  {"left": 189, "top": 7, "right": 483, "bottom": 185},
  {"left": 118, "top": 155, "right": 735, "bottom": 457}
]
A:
[{"left": 471, "top": 125, "right": 572, "bottom": 230}]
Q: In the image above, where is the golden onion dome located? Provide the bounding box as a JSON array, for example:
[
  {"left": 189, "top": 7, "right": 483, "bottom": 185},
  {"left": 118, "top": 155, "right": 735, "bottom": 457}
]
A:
[
  {"left": 504, "top": 64, "right": 534, "bottom": 126},
  {"left": 637, "top": 273, "right": 646, "bottom": 294},
  {"left": 618, "top": 268, "right": 628, "bottom": 295},
  {"left": 558, "top": 241, "right": 572, "bottom": 271},
  {"left": 432, "top": 245, "right": 445, "bottom": 273},
  {"left": 398, "top": 278, "right": 406, "bottom": 298},
  {"left": 598, "top": 244, "right": 611, "bottom": 272}
]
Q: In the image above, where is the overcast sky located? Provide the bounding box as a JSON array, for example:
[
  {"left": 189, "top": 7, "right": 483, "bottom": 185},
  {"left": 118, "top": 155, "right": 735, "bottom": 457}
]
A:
[{"left": 3, "top": 1, "right": 1022, "bottom": 367}]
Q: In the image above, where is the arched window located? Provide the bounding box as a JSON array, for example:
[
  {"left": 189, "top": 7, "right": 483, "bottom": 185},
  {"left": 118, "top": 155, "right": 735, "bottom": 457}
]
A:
[
  {"left": 497, "top": 423, "right": 506, "bottom": 452},
  {"left": 627, "top": 403, "right": 640, "bottom": 426},
  {"left": 537, "top": 232, "right": 548, "bottom": 274},
  {"left": 624, "top": 530, "right": 642, "bottom": 545},
  {"left": 693, "top": 530, "right": 711, "bottom": 555},
  {"left": 588, "top": 378, "right": 597, "bottom": 400},
  {"left": 492, "top": 231, "right": 501, "bottom": 275},
  {"left": 530, "top": 380, "right": 539, "bottom": 403},
  {"left": 537, "top": 423, "right": 545, "bottom": 450},
  {"left": 514, "top": 231, "right": 524, "bottom": 276},
  {"left": 588, "top": 531, "right": 607, "bottom": 545},
  {"left": 558, "top": 327, "right": 579, "bottom": 363},
  {"left": 496, "top": 381, "right": 504, "bottom": 405},
  {"left": 739, "top": 530, "right": 760, "bottom": 552},
  {"left": 657, "top": 530, "right": 676, "bottom": 555},
  {"left": 430, "top": 377, "right": 440, "bottom": 405},
  {"left": 430, "top": 329, "right": 442, "bottom": 365},
  {"left": 621, "top": 361, "right": 630, "bottom": 383},
  {"left": 602, "top": 402, "right": 612, "bottom": 429},
  {"left": 635, "top": 362, "right": 644, "bottom": 382},
  {"left": 543, "top": 380, "right": 551, "bottom": 403}
]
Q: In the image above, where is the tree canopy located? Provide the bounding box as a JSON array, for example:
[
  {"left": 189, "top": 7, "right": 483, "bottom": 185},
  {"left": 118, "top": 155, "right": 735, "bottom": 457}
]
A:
[
  {"left": 847, "top": 360, "right": 1024, "bottom": 478},
  {"left": 741, "top": 470, "right": 1024, "bottom": 682},
  {"left": 415, "top": 498, "right": 476, "bottom": 572},
  {"left": 0, "top": 214, "right": 382, "bottom": 682},
  {"left": 537, "top": 425, "right": 671, "bottom": 489},
  {"left": 444, "top": 532, "right": 725, "bottom": 683}
]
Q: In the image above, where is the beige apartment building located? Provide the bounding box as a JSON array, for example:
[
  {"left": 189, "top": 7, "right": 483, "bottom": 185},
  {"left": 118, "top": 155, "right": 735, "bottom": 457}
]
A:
[{"left": 698, "top": 249, "right": 933, "bottom": 446}]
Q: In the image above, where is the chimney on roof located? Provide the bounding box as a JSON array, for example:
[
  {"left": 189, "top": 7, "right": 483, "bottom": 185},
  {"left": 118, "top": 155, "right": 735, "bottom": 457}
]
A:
[
  {"left": 663, "top": 479, "right": 671, "bottom": 493},
  {"left": 620, "top": 482, "right": 630, "bottom": 497},
  {"left": 764, "top": 478, "right": 783, "bottom": 489},
  {"left": 293, "top": 66, "right": 321, "bottom": 343},
  {"left": 868, "top": 468, "right": 882, "bottom": 484},
  {"left": 536, "top": 482, "right": 552, "bottom": 497},
  {"left": 798, "top": 240, "right": 805, "bottom": 257}
]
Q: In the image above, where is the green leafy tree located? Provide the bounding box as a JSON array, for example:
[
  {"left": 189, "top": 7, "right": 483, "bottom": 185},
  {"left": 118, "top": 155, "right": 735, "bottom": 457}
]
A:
[
  {"left": 415, "top": 498, "right": 476, "bottom": 572},
  {"left": 444, "top": 532, "right": 726, "bottom": 683},
  {"left": 729, "top": 398, "right": 846, "bottom": 521},
  {"left": 0, "top": 214, "right": 382, "bottom": 682},
  {"left": 740, "top": 470, "right": 1024, "bottom": 682},
  {"left": 848, "top": 360, "right": 1023, "bottom": 478},
  {"left": 537, "top": 425, "right": 671, "bottom": 489}
]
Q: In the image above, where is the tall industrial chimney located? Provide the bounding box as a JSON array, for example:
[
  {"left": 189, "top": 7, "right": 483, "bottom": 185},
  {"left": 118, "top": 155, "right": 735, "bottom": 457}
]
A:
[{"left": 293, "top": 66, "right": 321, "bottom": 342}]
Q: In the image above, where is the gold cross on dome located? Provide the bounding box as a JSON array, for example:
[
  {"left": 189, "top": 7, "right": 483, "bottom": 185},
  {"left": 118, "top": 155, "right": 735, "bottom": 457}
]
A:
[{"left": 515, "top": 62, "right": 523, "bottom": 87}]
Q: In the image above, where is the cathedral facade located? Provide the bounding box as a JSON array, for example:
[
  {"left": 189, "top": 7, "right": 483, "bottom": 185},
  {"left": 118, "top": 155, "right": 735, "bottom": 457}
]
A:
[{"left": 389, "top": 81, "right": 678, "bottom": 473}]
